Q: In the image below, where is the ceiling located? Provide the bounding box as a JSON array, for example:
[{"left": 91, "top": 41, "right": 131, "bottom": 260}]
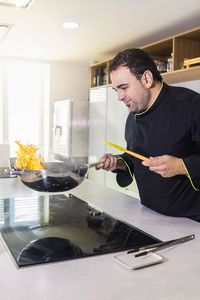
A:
[{"left": 0, "top": 0, "right": 200, "bottom": 63}]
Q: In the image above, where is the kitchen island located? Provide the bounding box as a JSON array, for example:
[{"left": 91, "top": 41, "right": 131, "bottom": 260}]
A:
[{"left": 0, "top": 177, "right": 199, "bottom": 300}]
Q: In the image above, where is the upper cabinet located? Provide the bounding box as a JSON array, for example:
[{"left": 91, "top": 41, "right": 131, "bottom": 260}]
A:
[
  {"left": 90, "top": 58, "right": 113, "bottom": 88},
  {"left": 90, "top": 27, "right": 200, "bottom": 88}
]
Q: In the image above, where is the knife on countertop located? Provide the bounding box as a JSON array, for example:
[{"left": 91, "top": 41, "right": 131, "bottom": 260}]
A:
[{"left": 127, "top": 234, "right": 195, "bottom": 257}]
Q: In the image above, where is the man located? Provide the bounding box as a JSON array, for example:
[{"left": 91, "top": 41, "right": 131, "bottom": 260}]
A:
[{"left": 97, "top": 48, "right": 200, "bottom": 222}]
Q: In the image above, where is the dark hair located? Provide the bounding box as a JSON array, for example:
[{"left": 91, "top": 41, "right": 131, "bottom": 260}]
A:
[{"left": 109, "top": 48, "right": 162, "bottom": 82}]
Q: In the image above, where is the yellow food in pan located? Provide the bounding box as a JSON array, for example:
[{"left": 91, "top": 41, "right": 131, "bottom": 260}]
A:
[{"left": 15, "top": 141, "right": 45, "bottom": 170}]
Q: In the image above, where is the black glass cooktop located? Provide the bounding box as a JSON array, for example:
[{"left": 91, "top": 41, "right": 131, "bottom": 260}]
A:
[{"left": 0, "top": 194, "right": 160, "bottom": 267}]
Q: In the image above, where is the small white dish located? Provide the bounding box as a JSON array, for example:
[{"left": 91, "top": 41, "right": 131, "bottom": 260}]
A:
[{"left": 114, "top": 251, "right": 164, "bottom": 270}]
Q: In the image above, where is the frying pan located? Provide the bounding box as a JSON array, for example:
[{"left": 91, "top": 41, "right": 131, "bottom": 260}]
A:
[{"left": 8, "top": 161, "right": 100, "bottom": 193}]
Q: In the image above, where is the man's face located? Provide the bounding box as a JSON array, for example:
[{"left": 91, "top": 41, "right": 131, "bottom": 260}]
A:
[{"left": 111, "top": 66, "right": 151, "bottom": 113}]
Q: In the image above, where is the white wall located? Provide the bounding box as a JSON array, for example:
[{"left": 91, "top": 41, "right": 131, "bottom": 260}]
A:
[
  {"left": 50, "top": 62, "right": 89, "bottom": 102},
  {"left": 49, "top": 61, "right": 89, "bottom": 159}
]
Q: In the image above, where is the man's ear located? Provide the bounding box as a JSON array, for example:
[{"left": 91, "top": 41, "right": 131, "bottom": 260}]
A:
[{"left": 141, "top": 70, "right": 153, "bottom": 88}]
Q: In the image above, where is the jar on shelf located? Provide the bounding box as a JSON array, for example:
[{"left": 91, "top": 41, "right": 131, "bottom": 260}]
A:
[
  {"left": 103, "top": 67, "right": 107, "bottom": 85},
  {"left": 98, "top": 66, "right": 107, "bottom": 86},
  {"left": 94, "top": 68, "right": 100, "bottom": 87},
  {"left": 167, "top": 53, "right": 173, "bottom": 72},
  {"left": 154, "top": 60, "right": 167, "bottom": 73}
]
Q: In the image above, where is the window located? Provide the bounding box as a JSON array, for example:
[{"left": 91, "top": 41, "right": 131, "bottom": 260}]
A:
[{"left": 0, "top": 60, "right": 49, "bottom": 160}]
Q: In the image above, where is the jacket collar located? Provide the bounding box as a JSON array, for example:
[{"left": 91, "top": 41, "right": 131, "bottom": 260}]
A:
[{"left": 134, "top": 81, "right": 168, "bottom": 118}]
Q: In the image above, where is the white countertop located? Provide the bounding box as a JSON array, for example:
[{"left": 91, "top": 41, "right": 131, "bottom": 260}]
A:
[{"left": 0, "top": 177, "right": 199, "bottom": 300}]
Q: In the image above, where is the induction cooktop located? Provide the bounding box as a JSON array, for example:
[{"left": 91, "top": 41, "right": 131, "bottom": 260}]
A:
[{"left": 0, "top": 193, "right": 160, "bottom": 268}]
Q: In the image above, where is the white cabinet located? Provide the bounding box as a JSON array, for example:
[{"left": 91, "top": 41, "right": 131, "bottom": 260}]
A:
[
  {"left": 104, "top": 87, "right": 128, "bottom": 191},
  {"left": 53, "top": 99, "right": 72, "bottom": 158},
  {"left": 88, "top": 88, "right": 107, "bottom": 185},
  {"left": 53, "top": 99, "right": 89, "bottom": 162},
  {"left": 88, "top": 86, "right": 139, "bottom": 198}
]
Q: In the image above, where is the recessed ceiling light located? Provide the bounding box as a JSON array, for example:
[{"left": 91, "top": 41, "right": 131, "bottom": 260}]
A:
[
  {"left": 0, "top": 0, "right": 35, "bottom": 9},
  {"left": 62, "top": 22, "right": 79, "bottom": 29},
  {"left": 0, "top": 24, "right": 13, "bottom": 42}
]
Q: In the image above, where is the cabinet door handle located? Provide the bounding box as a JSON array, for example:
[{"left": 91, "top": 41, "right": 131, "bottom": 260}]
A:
[{"left": 55, "top": 125, "right": 62, "bottom": 136}]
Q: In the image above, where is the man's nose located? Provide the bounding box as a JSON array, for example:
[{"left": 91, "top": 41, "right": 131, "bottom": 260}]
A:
[{"left": 118, "top": 90, "right": 125, "bottom": 101}]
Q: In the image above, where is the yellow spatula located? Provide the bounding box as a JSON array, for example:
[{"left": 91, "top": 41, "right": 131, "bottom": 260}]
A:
[{"left": 104, "top": 141, "right": 150, "bottom": 162}]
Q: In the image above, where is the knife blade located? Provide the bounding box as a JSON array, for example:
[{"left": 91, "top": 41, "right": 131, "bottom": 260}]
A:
[
  {"left": 104, "top": 141, "right": 150, "bottom": 162},
  {"left": 134, "top": 234, "right": 195, "bottom": 257}
]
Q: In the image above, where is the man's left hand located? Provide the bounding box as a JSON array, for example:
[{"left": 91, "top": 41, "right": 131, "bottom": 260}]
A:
[{"left": 142, "top": 155, "right": 187, "bottom": 177}]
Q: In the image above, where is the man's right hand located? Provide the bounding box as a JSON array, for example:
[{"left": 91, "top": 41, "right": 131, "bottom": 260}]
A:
[
  {"left": 96, "top": 153, "right": 118, "bottom": 171},
  {"left": 96, "top": 154, "right": 126, "bottom": 172}
]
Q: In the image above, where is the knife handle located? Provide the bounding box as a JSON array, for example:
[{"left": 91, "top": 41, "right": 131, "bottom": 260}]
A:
[
  {"left": 135, "top": 251, "right": 148, "bottom": 257},
  {"left": 125, "top": 150, "right": 150, "bottom": 162}
]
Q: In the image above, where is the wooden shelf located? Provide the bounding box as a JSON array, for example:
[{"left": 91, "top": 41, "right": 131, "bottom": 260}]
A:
[
  {"left": 141, "top": 37, "right": 173, "bottom": 58},
  {"left": 90, "top": 84, "right": 110, "bottom": 90},
  {"left": 162, "top": 66, "right": 200, "bottom": 84},
  {"left": 184, "top": 57, "right": 200, "bottom": 68},
  {"left": 90, "top": 27, "right": 200, "bottom": 88}
]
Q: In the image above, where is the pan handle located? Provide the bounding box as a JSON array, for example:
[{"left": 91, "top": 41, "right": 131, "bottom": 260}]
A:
[
  {"left": 88, "top": 162, "right": 101, "bottom": 168},
  {"left": 5, "top": 168, "right": 24, "bottom": 176},
  {"left": 88, "top": 156, "right": 120, "bottom": 168}
]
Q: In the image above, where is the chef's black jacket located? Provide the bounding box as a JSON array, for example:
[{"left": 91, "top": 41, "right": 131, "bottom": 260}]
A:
[{"left": 115, "top": 82, "right": 200, "bottom": 219}]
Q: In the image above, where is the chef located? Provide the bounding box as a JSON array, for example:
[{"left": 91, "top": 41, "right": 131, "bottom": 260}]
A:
[{"left": 97, "top": 48, "right": 200, "bottom": 222}]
